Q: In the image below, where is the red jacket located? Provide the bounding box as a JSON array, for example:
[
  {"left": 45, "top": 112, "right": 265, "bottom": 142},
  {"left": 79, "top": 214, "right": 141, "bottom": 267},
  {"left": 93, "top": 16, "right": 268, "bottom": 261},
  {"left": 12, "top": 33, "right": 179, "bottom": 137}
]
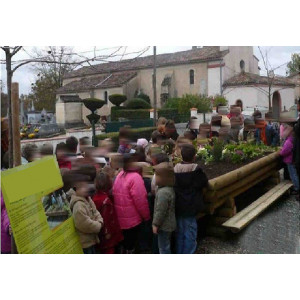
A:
[
  {"left": 92, "top": 191, "right": 123, "bottom": 251},
  {"left": 113, "top": 171, "right": 150, "bottom": 229},
  {"left": 57, "top": 158, "right": 72, "bottom": 170}
]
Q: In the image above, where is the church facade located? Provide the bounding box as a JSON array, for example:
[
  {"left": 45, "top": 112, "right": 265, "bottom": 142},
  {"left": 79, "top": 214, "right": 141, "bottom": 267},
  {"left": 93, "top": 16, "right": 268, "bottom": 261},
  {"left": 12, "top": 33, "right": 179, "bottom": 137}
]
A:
[{"left": 56, "top": 46, "right": 296, "bottom": 127}]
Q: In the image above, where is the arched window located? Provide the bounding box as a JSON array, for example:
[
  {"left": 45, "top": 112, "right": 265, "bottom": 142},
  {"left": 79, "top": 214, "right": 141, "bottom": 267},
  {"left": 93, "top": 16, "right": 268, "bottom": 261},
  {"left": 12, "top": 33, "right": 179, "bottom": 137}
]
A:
[
  {"left": 240, "top": 60, "right": 245, "bottom": 71},
  {"left": 104, "top": 91, "right": 108, "bottom": 104},
  {"left": 189, "top": 70, "right": 194, "bottom": 85}
]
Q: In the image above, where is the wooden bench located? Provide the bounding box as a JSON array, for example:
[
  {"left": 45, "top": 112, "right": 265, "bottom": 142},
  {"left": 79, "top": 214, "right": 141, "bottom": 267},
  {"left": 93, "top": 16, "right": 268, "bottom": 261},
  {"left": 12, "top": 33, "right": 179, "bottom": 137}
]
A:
[{"left": 222, "top": 180, "right": 293, "bottom": 233}]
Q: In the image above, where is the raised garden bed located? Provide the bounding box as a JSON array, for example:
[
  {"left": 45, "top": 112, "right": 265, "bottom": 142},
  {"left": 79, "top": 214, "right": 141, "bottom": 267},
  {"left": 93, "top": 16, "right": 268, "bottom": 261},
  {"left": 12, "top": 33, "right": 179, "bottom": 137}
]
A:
[{"left": 201, "top": 151, "right": 282, "bottom": 238}]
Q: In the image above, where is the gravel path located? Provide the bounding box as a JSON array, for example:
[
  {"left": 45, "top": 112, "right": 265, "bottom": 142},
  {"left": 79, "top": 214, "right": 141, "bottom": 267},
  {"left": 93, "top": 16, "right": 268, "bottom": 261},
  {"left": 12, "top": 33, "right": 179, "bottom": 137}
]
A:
[{"left": 197, "top": 193, "right": 299, "bottom": 254}]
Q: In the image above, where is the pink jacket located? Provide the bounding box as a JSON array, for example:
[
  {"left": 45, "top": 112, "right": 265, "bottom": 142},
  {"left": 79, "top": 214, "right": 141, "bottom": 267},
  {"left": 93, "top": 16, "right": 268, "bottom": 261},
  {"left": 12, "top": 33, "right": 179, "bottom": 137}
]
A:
[
  {"left": 280, "top": 135, "right": 294, "bottom": 164},
  {"left": 1, "top": 193, "right": 11, "bottom": 254},
  {"left": 113, "top": 171, "right": 150, "bottom": 230}
]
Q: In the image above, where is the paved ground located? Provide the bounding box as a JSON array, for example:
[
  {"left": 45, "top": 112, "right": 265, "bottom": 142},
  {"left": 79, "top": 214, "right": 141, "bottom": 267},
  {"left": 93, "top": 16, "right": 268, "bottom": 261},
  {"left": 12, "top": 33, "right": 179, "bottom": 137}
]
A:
[{"left": 197, "top": 192, "right": 300, "bottom": 254}]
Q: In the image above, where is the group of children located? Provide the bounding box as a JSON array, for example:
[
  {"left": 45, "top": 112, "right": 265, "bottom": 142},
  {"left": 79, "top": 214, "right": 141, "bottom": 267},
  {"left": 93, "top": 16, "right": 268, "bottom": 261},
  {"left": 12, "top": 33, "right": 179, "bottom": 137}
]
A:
[
  {"left": 1, "top": 103, "right": 299, "bottom": 254},
  {"left": 62, "top": 130, "right": 209, "bottom": 254}
]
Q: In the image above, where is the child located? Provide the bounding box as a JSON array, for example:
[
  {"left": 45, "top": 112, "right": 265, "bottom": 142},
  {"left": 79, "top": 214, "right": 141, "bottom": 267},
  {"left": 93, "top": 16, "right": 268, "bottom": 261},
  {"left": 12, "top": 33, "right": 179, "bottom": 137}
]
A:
[
  {"left": 56, "top": 143, "right": 72, "bottom": 169},
  {"left": 70, "top": 176, "right": 103, "bottom": 254},
  {"left": 112, "top": 154, "right": 150, "bottom": 254},
  {"left": 93, "top": 172, "right": 123, "bottom": 254},
  {"left": 280, "top": 125, "right": 299, "bottom": 195},
  {"left": 174, "top": 144, "right": 208, "bottom": 254},
  {"left": 152, "top": 162, "right": 176, "bottom": 254}
]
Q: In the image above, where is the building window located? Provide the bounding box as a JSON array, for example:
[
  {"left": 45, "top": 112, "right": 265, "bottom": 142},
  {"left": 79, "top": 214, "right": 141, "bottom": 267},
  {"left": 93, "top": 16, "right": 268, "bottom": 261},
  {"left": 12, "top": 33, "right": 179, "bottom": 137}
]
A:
[
  {"left": 104, "top": 91, "right": 108, "bottom": 104},
  {"left": 189, "top": 70, "right": 194, "bottom": 85},
  {"left": 240, "top": 60, "right": 245, "bottom": 71}
]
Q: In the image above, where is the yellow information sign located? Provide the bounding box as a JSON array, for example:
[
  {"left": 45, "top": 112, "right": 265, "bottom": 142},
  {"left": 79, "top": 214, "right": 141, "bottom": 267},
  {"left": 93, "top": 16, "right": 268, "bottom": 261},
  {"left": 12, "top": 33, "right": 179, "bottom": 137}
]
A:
[{"left": 1, "top": 156, "right": 83, "bottom": 254}]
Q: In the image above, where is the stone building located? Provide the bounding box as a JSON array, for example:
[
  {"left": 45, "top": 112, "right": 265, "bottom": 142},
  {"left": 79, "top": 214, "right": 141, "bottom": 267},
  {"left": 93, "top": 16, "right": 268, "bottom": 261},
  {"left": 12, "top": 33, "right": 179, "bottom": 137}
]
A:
[{"left": 56, "top": 46, "right": 296, "bottom": 127}]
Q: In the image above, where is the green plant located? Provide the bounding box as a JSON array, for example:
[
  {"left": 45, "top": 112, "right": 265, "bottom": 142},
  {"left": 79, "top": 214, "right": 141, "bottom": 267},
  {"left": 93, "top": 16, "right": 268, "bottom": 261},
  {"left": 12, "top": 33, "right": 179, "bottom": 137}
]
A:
[
  {"left": 163, "top": 97, "right": 182, "bottom": 109},
  {"left": 212, "top": 95, "right": 228, "bottom": 107},
  {"left": 178, "top": 94, "right": 211, "bottom": 114},
  {"left": 125, "top": 98, "right": 152, "bottom": 109},
  {"left": 83, "top": 98, "right": 105, "bottom": 112},
  {"left": 134, "top": 92, "right": 151, "bottom": 104},
  {"left": 109, "top": 94, "right": 127, "bottom": 107},
  {"left": 111, "top": 108, "right": 149, "bottom": 121},
  {"left": 211, "top": 138, "right": 224, "bottom": 162}
]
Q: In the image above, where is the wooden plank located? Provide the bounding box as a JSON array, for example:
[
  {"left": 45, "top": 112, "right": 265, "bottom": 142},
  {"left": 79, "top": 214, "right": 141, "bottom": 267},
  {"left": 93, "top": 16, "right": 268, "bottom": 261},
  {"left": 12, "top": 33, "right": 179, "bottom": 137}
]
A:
[
  {"left": 223, "top": 181, "right": 290, "bottom": 227},
  {"left": 223, "top": 181, "right": 293, "bottom": 232}
]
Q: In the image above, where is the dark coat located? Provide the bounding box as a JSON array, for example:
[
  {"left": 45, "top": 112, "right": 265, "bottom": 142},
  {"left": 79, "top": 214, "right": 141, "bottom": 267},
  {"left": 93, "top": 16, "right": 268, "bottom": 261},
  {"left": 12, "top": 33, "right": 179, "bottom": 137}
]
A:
[{"left": 174, "top": 167, "right": 208, "bottom": 217}]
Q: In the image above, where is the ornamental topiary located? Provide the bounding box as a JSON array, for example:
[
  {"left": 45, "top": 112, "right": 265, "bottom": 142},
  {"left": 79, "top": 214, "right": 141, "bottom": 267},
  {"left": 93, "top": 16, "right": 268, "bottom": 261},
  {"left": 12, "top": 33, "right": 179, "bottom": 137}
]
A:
[
  {"left": 109, "top": 94, "right": 127, "bottom": 107},
  {"left": 125, "top": 98, "right": 152, "bottom": 109},
  {"left": 134, "top": 92, "right": 151, "bottom": 104},
  {"left": 83, "top": 98, "right": 105, "bottom": 112}
]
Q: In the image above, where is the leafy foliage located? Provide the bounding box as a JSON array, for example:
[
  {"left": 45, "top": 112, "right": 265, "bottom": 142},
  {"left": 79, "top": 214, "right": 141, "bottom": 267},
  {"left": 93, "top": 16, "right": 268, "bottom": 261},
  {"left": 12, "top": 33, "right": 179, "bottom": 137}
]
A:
[
  {"left": 196, "top": 139, "right": 277, "bottom": 165},
  {"left": 287, "top": 53, "right": 300, "bottom": 75},
  {"left": 178, "top": 94, "right": 212, "bottom": 114},
  {"left": 163, "top": 97, "right": 181, "bottom": 110},
  {"left": 211, "top": 95, "right": 228, "bottom": 107},
  {"left": 134, "top": 91, "right": 151, "bottom": 104},
  {"left": 109, "top": 94, "right": 127, "bottom": 107},
  {"left": 125, "top": 98, "right": 152, "bottom": 109}
]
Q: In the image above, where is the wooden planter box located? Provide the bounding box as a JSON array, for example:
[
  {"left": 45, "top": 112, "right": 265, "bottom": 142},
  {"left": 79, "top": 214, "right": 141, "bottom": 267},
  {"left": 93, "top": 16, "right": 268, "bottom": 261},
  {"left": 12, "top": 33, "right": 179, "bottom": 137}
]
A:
[{"left": 203, "top": 151, "right": 281, "bottom": 216}]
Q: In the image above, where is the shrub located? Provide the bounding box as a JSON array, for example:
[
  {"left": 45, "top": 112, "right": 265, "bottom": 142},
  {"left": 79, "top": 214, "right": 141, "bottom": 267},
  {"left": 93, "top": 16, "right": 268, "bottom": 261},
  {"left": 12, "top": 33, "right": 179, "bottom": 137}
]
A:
[
  {"left": 83, "top": 98, "right": 105, "bottom": 112},
  {"left": 109, "top": 94, "right": 127, "bottom": 107},
  {"left": 134, "top": 92, "right": 151, "bottom": 104},
  {"left": 163, "top": 97, "right": 182, "bottom": 110},
  {"left": 97, "top": 127, "right": 155, "bottom": 151},
  {"left": 125, "top": 98, "right": 152, "bottom": 109},
  {"left": 110, "top": 107, "right": 189, "bottom": 122},
  {"left": 212, "top": 95, "right": 228, "bottom": 107},
  {"left": 178, "top": 94, "right": 212, "bottom": 114},
  {"left": 111, "top": 108, "right": 150, "bottom": 121},
  {"left": 211, "top": 138, "right": 224, "bottom": 162}
]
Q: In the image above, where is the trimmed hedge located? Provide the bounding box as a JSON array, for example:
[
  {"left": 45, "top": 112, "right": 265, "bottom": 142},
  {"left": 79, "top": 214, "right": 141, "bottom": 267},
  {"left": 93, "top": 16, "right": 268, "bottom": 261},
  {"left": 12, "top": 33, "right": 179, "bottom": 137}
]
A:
[
  {"left": 109, "top": 94, "right": 127, "bottom": 107},
  {"left": 97, "top": 127, "right": 155, "bottom": 151},
  {"left": 125, "top": 98, "right": 152, "bottom": 109},
  {"left": 111, "top": 108, "right": 149, "bottom": 121},
  {"left": 83, "top": 98, "right": 105, "bottom": 112},
  {"left": 111, "top": 107, "right": 190, "bottom": 123},
  {"left": 135, "top": 92, "right": 151, "bottom": 104}
]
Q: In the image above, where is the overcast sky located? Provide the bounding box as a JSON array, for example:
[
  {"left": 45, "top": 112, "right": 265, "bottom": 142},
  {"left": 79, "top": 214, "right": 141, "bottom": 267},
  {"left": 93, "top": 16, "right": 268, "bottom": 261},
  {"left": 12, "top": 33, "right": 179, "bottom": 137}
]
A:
[{"left": 1, "top": 46, "right": 300, "bottom": 95}]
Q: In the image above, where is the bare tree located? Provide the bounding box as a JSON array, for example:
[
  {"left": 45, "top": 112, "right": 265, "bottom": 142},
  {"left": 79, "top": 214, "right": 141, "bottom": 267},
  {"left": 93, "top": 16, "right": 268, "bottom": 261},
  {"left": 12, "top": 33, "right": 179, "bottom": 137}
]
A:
[
  {"left": 258, "top": 46, "right": 291, "bottom": 111},
  {"left": 0, "top": 46, "right": 150, "bottom": 167}
]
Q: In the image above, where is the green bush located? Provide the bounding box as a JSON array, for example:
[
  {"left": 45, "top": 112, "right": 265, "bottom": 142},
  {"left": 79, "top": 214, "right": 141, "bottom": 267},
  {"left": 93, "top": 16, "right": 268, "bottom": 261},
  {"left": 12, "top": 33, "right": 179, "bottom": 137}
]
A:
[
  {"left": 178, "top": 94, "right": 211, "bottom": 114},
  {"left": 211, "top": 138, "right": 224, "bottom": 162},
  {"left": 212, "top": 95, "right": 228, "bottom": 107},
  {"left": 110, "top": 107, "right": 189, "bottom": 123},
  {"left": 97, "top": 127, "right": 155, "bottom": 151},
  {"left": 125, "top": 98, "right": 152, "bottom": 109},
  {"left": 109, "top": 94, "right": 127, "bottom": 107},
  {"left": 134, "top": 92, "right": 151, "bottom": 104},
  {"left": 163, "top": 97, "right": 182, "bottom": 109},
  {"left": 111, "top": 108, "right": 150, "bottom": 121},
  {"left": 83, "top": 98, "right": 105, "bottom": 112}
]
